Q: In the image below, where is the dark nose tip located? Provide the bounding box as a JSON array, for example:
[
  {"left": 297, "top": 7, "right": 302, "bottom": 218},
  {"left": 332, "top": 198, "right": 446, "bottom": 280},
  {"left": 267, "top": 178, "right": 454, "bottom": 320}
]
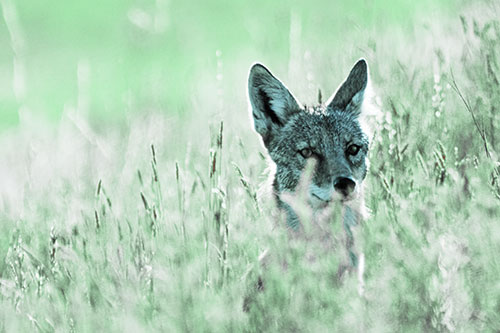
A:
[{"left": 334, "top": 177, "right": 356, "bottom": 197}]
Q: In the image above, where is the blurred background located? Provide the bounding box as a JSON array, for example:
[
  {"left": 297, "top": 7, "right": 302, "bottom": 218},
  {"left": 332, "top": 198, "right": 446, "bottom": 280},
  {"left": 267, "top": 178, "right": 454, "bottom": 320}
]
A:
[{"left": 0, "top": 0, "right": 457, "bottom": 132}]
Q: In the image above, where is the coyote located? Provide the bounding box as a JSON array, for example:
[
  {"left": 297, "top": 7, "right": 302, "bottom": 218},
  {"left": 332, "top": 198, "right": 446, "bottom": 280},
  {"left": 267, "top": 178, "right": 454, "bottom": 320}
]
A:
[{"left": 247, "top": 59, "right": 372, "bottom": 270}]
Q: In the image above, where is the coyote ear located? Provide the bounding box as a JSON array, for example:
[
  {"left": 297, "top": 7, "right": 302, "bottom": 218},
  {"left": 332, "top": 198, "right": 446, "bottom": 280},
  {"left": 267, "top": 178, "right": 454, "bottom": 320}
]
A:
[
  {"left": 327, "top": 59, "right": 368, "bottom": 114},
  {"left": 248, "top": 63, "right": 301, "bottom": 146}
]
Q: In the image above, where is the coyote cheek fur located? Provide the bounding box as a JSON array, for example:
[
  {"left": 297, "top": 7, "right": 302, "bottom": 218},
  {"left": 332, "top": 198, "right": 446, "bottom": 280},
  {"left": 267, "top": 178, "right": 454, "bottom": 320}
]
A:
[{"left": 247, "top": 59, "right": 372, "bottom": 271}]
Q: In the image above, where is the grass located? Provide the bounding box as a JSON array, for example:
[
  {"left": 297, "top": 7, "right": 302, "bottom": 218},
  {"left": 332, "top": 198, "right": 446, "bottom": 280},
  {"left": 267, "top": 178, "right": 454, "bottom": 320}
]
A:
[{"left": 1, "top": 0, "right": 500, "bottom": 331}]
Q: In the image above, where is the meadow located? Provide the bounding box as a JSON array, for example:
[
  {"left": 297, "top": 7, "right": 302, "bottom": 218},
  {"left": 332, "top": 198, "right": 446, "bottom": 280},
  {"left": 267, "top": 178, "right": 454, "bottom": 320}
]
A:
[{"left": 1, "top": 0, "right": 500, "bottom": 331}]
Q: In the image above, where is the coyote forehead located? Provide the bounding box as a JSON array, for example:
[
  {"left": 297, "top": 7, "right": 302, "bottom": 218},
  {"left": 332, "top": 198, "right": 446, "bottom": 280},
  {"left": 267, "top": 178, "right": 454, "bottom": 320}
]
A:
[{"left": 248, "top": 59, "right": 371, "bottom": 229}]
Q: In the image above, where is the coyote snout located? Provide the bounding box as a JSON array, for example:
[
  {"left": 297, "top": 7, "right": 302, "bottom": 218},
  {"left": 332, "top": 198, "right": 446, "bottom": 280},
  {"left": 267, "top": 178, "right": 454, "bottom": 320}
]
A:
[
  {"left": 334, "top": 176, "right": 356, "bottom": 198},
  {"left": 308, "top": 176, "right": 357, "bottom": 207}
]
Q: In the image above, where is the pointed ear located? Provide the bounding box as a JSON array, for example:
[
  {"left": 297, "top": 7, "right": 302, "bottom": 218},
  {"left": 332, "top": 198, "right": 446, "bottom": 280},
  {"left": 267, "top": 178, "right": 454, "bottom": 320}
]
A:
[
  {"left": 248, "top": 63, "right": 301, "bottom": 147},
  {"left": 326, "top": 59, "right": 369, "bottom": 114}
]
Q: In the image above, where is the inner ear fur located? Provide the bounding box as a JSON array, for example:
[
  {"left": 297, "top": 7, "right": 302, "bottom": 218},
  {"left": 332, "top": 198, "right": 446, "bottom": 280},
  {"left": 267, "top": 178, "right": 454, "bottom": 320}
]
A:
[
  {"left": 248, "top": 63, "right": 301, "bottom": 145},
  {"left": 326, "top": 59, "right": 369, "bottom": 113}
]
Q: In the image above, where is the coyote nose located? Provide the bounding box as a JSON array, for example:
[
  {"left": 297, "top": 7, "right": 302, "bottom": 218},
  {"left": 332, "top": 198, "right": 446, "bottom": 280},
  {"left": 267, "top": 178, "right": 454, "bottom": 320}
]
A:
[{"left": 334, "top": 177, "right": 356, "bottom": 197}]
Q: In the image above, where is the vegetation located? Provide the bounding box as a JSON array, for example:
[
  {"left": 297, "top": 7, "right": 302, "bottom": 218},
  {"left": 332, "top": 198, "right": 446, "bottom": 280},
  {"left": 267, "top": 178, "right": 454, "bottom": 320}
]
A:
[{"left": 0, "top": 0, "right": 499, "bottom": 331}]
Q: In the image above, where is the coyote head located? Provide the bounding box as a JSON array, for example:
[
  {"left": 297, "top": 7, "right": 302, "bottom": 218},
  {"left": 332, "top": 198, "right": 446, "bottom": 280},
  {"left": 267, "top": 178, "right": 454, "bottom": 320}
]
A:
[{"left": 248, "top": 59, "right": 371, "bottom": 228}]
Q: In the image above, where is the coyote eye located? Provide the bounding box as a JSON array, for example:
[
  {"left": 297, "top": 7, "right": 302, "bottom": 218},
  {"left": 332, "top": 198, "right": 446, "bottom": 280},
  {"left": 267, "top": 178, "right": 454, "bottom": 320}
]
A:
[
  {"left": 346, "top": 144, "right": 360, "bottom": 156},
  {"left": 299, "top": 148, "right": 313, "bottom": 158}
]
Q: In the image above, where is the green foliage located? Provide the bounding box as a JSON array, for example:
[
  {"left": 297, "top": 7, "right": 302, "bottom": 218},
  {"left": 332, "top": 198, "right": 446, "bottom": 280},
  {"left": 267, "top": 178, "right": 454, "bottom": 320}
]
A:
[
  {"left": 0, "top": 0, "right": 454, "bottom": 128},
  {"left": 1, "top": 0, "right": 500, "bottom": 331}
]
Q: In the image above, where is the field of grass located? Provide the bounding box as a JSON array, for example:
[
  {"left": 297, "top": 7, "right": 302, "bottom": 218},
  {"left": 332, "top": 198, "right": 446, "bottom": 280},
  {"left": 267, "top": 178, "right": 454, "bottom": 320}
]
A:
[{"left": 1, "top": 0, "right": 500, "bottom": 331}]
